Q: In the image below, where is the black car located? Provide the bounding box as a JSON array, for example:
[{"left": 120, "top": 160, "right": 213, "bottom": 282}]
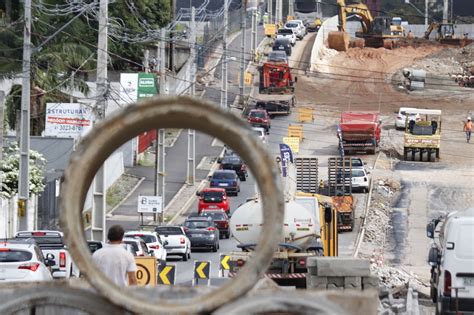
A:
[
  {"left": 184, "top": 217, "right": 220, "bottom": 252},
  {"left": 220, "top": 155, "right": 247, "bottom": 182},
  {"left": 272, "top": 38, "right": 292, "bottom": 56}
]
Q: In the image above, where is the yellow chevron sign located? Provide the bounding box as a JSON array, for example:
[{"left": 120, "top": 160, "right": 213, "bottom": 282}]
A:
[
  {"left": 194, "top": 261, "right": 210, "bottom": 279},
  {"left": 158, "top": 265, "right": 176, "bottom": 285},
  {"left": 220, "top": 255, "right": 230, "bottom": 270}
]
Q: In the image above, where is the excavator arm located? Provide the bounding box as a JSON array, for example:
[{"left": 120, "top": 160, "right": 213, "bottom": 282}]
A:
[
  {"left": 335, "top": 0, "right": 374, "bottom": 34},
  {"left": 424, "top": 22, "right": 438, "bottom": 40}
]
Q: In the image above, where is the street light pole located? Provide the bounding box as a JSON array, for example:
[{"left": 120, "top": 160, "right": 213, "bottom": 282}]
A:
[{"left": 187, "top": 7, "right": 196, "bottom": 186}]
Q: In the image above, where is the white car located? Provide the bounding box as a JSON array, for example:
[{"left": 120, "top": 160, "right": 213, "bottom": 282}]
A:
[
  {"left": 395, "top": 107, "right": 420, "bottom": 129},
  {"left": 350, "top": 168, "right": 370, "bottom": 193},
  {"left": 124, "top": 231, "right": 167, "bottom": 264},
  {"left": 284, "top": 22, "right": 304, "bottom": 40},
  {"left": 15, "top": 230, "right": 79, "bottom": 279},
  {"left": 0, "top": 239, "right": 54, "bottom": 282},
  {"left": 155, "top": 226, "right": 191, "bottom": 261},
  {"left": 252, "top": 127, "right": 267, "bottom": 143},
  {"left": 287, "top": 20, "right": 306, "bottom": 37},
  {"left": 122, "top": 237, "right": 153, "bottom": 257},
  {"left": 276, "top": 28, "right": 296, "bottom": 46}
]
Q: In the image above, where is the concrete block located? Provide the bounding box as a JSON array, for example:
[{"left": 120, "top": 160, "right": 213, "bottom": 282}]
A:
[
  {"left": 306, "top": 275, "right": 327, "bottom": 290},
  {"left": 362, "top": 276, "right": 380, "bottom": 290},
  {"left": 344, "top": 276, "right": 362, "bottom": 289},
  {"left": 307, "top": 266, "right": 318, "bottom": 276},
  {"left": 306, "top": 257, "right": 371, "bottom": 276},
  {"left": 327, "top": 276, "right": 344, "bottom": 287},
  {"left": 327, "top": 283, "right": 344, "bottom": 290}
]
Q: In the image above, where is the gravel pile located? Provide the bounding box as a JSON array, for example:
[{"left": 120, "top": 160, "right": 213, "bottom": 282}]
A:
[{"left": 370, "top": 265, "right": 411, "bottom": 289}]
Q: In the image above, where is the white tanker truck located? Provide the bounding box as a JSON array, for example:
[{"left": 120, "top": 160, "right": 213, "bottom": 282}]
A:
[{"left": 228, "top": 193, "right": 338, "bottom": 288}]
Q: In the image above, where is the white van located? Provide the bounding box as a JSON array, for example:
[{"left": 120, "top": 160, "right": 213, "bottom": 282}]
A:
[{"left": 426, "top": 208, "right": 474, "bottom": 314}]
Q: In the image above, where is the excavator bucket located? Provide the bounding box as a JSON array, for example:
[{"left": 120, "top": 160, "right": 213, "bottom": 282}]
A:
[{"left": 328, "top": 31, "right": 349, "bottom": 51}]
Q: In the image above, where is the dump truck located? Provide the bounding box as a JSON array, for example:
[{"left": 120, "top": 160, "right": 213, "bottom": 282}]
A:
[
  {"left": 327, "top": 157, "right": 355, "bottom": 232},
  {"left": 328, "top": 0, "right": 403, "bottom": 51},
  {"left": 403, "top": 109, "right": 442, "bottom": 162},
  {"left": 338, "top": 111, "right": 381, "bottom": 155}
]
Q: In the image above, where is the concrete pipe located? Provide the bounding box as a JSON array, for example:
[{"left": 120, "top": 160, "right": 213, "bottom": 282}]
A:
[
  {"left": 213, "top": 292, "right": 349, "bottom": 314},
  {"left": 59, "top": 96, "right": 284, "bottom": 314}
]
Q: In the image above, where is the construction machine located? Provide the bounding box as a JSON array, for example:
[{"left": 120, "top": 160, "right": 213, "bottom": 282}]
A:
[
  {"left": 423, "top": 22, "right": 472, "bottom": 46},
  {"left": 403, "top": 109, "right": 442, "bottom": 162},
  {"left": 328, "top": 0, "right": 403, "bottom": 51}
]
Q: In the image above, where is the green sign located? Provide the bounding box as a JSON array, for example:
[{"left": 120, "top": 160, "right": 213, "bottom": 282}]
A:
[{"left": 137, "top": 73, "right": 158, "bottom": 100}]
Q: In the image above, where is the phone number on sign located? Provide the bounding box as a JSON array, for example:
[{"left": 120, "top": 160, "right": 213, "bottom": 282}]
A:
[{"left": 56, "top": 125, "right": 83, "bottom": 132}]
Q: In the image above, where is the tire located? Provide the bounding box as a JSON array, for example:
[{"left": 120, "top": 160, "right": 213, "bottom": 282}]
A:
[
  {"left": 182, "top": 253, "right": 188, "bottom": 262},
  {"left": 188, "top": 251, "right": 191, "bottom": 259},
  {"left": 212, "top": 244, "right": 218, "bottom": 252},
  {"left": 430, "top": 286, "right": 437, "bottom": 303},
  {"left": 217, "top": 242, "right": 220, "bottom": 250}
]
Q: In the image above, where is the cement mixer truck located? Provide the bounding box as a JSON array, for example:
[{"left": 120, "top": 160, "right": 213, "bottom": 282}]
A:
[{"left": 227, "top": 194, "right": 338, "bottom": 288}]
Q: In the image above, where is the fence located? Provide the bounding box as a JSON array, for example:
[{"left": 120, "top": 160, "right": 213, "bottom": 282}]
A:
[
  {"left": 37, "top": 179, "right": 60, "bottom": 230},
  {"left": 197, "top": 9, "right": 247, "bottom": 69}
]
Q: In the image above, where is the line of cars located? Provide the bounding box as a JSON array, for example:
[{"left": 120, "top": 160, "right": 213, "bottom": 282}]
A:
[{"left": 274, "top": 19, "right": 308, "bottom": 57}]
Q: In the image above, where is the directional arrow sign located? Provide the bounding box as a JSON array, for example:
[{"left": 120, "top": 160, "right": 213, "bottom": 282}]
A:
[
  {"left": 157, "top": 264, "right": 176, "bottom": 285},
  {"left": 220, "top": 254, "right": 231, "bottom": 270},
  {"left": 194, "top": 261, "right": 210, "bottom": 279}
]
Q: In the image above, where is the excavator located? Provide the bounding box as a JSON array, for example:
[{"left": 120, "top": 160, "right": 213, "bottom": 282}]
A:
[
  {"left": 328, "top": 0, "right": 402, "bottom": 51},
  {"left": 424, "top": 22, "right": 472, "bottom": 46}
]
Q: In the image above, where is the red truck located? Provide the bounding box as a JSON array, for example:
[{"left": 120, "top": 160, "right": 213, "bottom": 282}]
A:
[{"left": 338, "top": 111, "right": 381, "bottom": 155}]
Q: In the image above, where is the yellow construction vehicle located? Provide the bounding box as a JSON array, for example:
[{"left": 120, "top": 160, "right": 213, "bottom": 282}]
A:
[
  {"left": 403, "top": 109, "right": 442, "bottom": 162},
  {"left": 424, "top": 22, "right": 472, "bottom": 46},
  {"left": 328, "top": 0, "right": 402, "bottom": 51}
]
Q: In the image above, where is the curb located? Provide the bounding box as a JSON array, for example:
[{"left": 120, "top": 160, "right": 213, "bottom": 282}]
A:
[
  {"left": 107, "top": 175, "right": 146, "bottom": 216},
  {"left": 353, "top": 151, "right": 382, "bottom": 258}
]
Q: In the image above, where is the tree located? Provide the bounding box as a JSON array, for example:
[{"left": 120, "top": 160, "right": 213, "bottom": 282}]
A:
[{"left": 0, "top": 143, "right": 46, "bottom": 199}]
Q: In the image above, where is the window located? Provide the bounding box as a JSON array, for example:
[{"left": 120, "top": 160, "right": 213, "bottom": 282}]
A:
[
  {"left": 250, "top": 111, "right": 266, "bottom": 119},
  {"left": 352, "top": 170, "right": 365, "bottom": 177},
  {"left": 212, "top": 172, "right": 235, "bottom": 180},
  {"left": 185, "top": 221, "right": 211, "bottom": 229},
  {"left": 202, "top": 212, "right": 226, "bottom": 220},
  {"left": 202, "top": 191, "right": 224, "bottom": 203},
  {"left": 127, "top": 234, "right": 157, "bottom": 244},
  {"left": 155, "top": 227, "right": 183, "bottom": 235},
  {"left": 0, "top": 250, "right": 33, "bottom": 262}
]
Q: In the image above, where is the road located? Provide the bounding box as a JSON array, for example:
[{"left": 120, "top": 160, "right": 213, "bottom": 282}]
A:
[
  {"left": 168, "top": 33, "right": 369, "bottom": 285},
  {"left": 103, "top": 26, "right": 264, "bottom": 232}
]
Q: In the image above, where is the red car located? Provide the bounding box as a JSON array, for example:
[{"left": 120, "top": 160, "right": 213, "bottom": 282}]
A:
[
  {"left": 197, "top": 188, "right": 230, "bottom": 214},
  {"left": 247, "top": 109, "right": 271, "bottom": 132}
]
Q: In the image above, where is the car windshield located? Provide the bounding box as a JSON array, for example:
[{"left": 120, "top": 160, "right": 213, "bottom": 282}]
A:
[
  {"left": 202, "top": 191, "right": 224, "bottom": 202},
  {"left": 352, "top": 159, "right": 363, "bottom": 167},
  {"left": 250, "top": 111, "right": 266, "bottom": 118},
  {"left": 155, "top": 227, "right": 183, "bottom": 235},
  {"left": 201, "top": 212, "right": 226, "bottom": 220},
  {"left": 88, "top": 242, "right": 103, "bottom": 253},
  {"left": 352, "top": 170, "right": 366, "bottom": 177},
  {"left": 15, "top": 236, "right": 64, "bottom": 248},
  {"left": 0, "top": 250, "right": 33, "bottom": 262},
  {"left": 127, "top": 234, "right": 156, "bottom": 243},
  {"left": 274, "top": 39, "right": 288, "bottom": 45},
  {"left": 212, "top": 172, "right": 235, "bottom": 180},
  {"left": 278, "top": 29, "right": 292, "bottom": 34},
  {"left": 185, "top": 220, "right": 211, "bottom": 229},
  {"left": 286, "top": 23, "right": 298, "bottom": 28}
]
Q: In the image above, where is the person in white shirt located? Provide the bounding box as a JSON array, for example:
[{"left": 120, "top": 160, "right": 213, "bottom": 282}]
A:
[{"left": 92, "top": 225, "right": 137, "bottom": 287}]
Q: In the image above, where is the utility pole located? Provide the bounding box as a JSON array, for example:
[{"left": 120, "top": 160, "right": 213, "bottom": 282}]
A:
[
  {"left": 169, "top": 0, "right": 176, "bottom": 72},
  {"left": 239, "top": 0, "right": 247, "bottom": 106},
  {"left": 275, "top": 0, "right": 281, "bottom": 25},
  {"left": 288, "top": 0, "right": 294, "bottom": 18},
  {"left": 90, "top": 0, "right": 108, "bottom": 242},
  {"left": 187, "top": 7, "right": 196, "bottom": 186},
  {"left": 0, "top": 91, "right": 4, "bottom": 196},
  {"left": 154, "top": 28, "right": 166, "bottom": 224},
  {"left": 442, "top": 0, "right": 448, "bottom": 24},
  {"left": 425, "top": 0, "right": 428, "bottom": 26},
  {"left": 253, "top": 10, "right": 258, "bottom": 56},
  {"left": 316, "top": 0, "right": 321, "bottom": 19},
  {"left": 268, "top": 0, "right": 273, "bottom": 24},
  {"left": 220, "top": 0, "right": 229, "bottom": 109},
  {"left": 18, "top": 0, "right": 32, "bottom": 231},
  {"left": 250, "top": 10, "right": 256, "bottom": 61}
]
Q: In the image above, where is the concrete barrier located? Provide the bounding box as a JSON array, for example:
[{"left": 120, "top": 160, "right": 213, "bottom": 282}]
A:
[{"left": 310, "top": 16, "right": 339, "bottom": 72}]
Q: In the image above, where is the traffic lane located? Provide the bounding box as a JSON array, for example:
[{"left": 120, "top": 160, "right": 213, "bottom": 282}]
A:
[{"left": 171, "top": 174, "right": 257, "bottom": 285}]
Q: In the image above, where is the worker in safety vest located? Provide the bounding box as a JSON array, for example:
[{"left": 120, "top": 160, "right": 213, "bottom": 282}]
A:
[{"left": 464, "top": 117, "right": 472, "bottom": 143}]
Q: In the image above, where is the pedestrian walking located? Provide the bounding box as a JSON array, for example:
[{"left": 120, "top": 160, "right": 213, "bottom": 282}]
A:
[
  {"left": 92, "top": 225, "right": 137, "bottom": 287},
  {"left": 464, "top": 117, "right": 472, "bottom": 143}
]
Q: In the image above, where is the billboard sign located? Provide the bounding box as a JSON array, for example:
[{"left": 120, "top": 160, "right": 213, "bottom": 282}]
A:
[
  {"left": 120, "top": 73, "right": 158, "bottom": 104},
  {"left": 45, "top": 103, "right": 94, "bottom": 139}
]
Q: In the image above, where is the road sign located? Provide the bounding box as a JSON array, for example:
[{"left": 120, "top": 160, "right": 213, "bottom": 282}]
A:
[
  {"left": 194, "top": 261, "right": 211, "bottom": 280},
  {"left": 283, "top": 137, "right": 300, "bottom": 154},
  {"left": 134, "top": 256, "right": 157, "bottom": 286},
  {"left": 244, "top": 72, "right": 253, "bottom": 86},
  {"left": 288, "top": 124, "right": 304, "bottom": 140},
  {"left": 298, "top": 108, "right": 314, "bottom": 123},
  {"left": 157, "top": 264, "right": 176, "bottom": 285},
  {"left": 137, "top": 195, "right": 163, "bottom": 213},
  {"left": 220, "top": 254, "right": 231, "bottom": 270}
]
